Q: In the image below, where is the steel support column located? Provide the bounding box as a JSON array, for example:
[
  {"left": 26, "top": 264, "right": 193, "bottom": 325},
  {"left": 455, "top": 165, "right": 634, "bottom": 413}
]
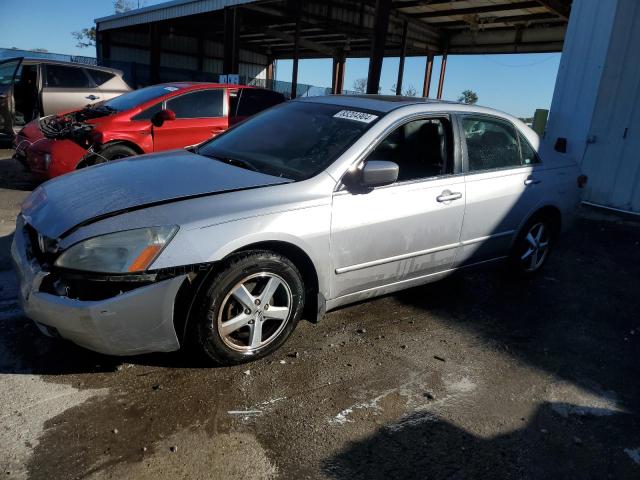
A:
[
  {"left": 395, "top": 21, "right": 408, "bottom": 96},
  {"left": 149, "top": 23, "right": 160, "bottom": 84},
  {"left": 223, "top": 7, "right": 239, "bottom": 74},
  {"left": 422, "top": 53, "right": 434, "bottom": 97},
  {"left": 367, "top": 0, "right": 392, "bottom": 94},
  {"left": 437, "top": 52, "right": 448, "bottom": 99},
  {"left": 291, "top": 3, "right": 301, "bottom": 98},
  {"left": 332, "top": 55, "right": 345, "bottom": 94},
  {"left": 266, "top": 56, "right": 274, "bottom": 87}
]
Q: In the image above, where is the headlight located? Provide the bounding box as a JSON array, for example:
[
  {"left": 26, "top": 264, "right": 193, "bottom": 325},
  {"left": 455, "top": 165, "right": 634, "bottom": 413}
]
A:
[{"left": 54, "top": 226, "right": 178, "bottom": 273}]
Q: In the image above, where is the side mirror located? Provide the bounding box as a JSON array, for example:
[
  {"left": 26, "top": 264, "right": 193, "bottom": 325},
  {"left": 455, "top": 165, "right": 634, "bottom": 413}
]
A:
[
  {"left": 151, "top": 109, "right": 176, "bottom": 127},
  {"left": 360, "top": 160, "right": 399, "bottom": 188}
]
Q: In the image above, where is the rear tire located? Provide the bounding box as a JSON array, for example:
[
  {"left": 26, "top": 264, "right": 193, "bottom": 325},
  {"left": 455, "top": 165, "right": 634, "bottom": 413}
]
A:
[
  {"left": 192, "top": 251, "right": 305, "bottom": 366},
  {"left": 508, "top": 214, "right": 556, "bottom": 276}
]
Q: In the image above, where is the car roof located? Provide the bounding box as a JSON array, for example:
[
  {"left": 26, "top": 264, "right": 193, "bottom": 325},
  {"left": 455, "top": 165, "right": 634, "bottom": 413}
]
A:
[
  {"left": 156, "top": 82, "right": 258, "bottom": 91},
  {"left": 296, "top": 94, "right": 526, "bottom": 126},
  {"left": 13, "top": 57, "right": 124, "bottom": 75}
]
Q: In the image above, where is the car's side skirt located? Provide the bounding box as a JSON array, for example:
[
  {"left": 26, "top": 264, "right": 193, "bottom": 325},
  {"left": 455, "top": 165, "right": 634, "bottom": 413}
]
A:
[{"left": 325, "top": 256, "right": 508, "bottom": 312}]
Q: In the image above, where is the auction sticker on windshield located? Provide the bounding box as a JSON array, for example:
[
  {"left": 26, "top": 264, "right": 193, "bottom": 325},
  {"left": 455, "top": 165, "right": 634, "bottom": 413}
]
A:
[{"left": 333, "top": 110, "right": 378, "bottom": 123}]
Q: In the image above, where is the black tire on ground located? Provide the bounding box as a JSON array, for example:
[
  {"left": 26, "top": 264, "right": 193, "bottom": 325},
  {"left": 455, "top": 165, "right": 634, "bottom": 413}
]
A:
[
  {"left": 192, "top": 250, "right": 305, "bottom": 366},
  {"left": 82, "top": 144, "right": 138, "bottom": 168},
  {"left": 508, "top": 213, "right": 557, "bottom": 277}
]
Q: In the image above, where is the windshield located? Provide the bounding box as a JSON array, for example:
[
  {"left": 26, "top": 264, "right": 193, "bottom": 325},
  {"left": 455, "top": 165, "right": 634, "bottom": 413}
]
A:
[
  {"left": 198, "top": 101, "right": 380, "bottom": 181},
  {"left": 103, "top": 85, "right": 183, "bottom": 112}
]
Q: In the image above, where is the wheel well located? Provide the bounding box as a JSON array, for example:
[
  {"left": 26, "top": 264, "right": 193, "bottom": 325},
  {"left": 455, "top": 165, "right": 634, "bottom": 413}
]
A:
[
  {"left": 173, "top": 241, "right": 321, "bottom": 345},
  {"left": 76, "top": 140, "right": 144, "bottom": 168},
  {"left": 233, "top": 241, "right": 320, "bottom": 297},
  {"left": 534, "top": 205, "right": 562, "bottom": 238}
]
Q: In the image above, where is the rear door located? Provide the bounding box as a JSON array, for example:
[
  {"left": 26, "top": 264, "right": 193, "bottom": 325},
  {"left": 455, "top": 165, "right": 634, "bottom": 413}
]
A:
[
  {"left": 456, "top": 114, "right": 543, "bottom": 266},
  {"left": 0, "top": 57, "right": 23, "bottom": 137},
  {"left": 41, "top": 63, "right": 99, "bottom": 115},
  {"left": 152, "top": 88, "right": 228, "bottom": 151}
]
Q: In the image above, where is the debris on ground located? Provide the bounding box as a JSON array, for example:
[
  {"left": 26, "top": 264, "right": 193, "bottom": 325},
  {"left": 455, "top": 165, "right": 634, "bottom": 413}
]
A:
[{"left": 434, "top": 355, "right": 446, "bottom": 362}]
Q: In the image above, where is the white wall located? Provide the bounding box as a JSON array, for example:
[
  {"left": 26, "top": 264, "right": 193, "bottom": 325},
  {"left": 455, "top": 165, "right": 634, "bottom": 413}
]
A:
[{"left": 544, "top": 0, "right": 640, "bottom": 213}]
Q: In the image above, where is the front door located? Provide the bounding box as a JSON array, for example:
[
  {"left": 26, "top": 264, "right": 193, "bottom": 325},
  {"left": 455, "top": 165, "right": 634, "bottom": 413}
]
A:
[
  {"left": 153, "top": 88, "right": 228, "bottom": 151},
  {"left": 0, "top": 57, "right": 23, "bottom": 138},
  {"left": 330, "top": 116, "right": 466, "bottom": 300},
  {"left": 456, "top": 114, "right": 543, "bottom": 266}
]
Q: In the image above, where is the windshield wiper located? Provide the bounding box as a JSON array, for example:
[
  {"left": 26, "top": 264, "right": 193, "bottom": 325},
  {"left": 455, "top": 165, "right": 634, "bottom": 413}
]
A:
[{"left": 203, "top": 154, "right": 258, "bottom": 172}]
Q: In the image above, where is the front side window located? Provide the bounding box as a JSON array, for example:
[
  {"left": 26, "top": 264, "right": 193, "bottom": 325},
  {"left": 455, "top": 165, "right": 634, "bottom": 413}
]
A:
[
  {"left": 365, "top": 117, "right": 453, "bottom": 182},
  {"left": 462, "top": 116, "right": 521, "bottom": 172},
  {"left": 198, "top": 102, "right": 379, "bottom": 181},
  {"left": 45, "top": 65, "right": 93, "bottom": 88},
  {"left": 132, "top": 102, "right": 162, "bottom": 121},
  {"left": 166, "top": 89, "right": 224, "bottom": 119}
]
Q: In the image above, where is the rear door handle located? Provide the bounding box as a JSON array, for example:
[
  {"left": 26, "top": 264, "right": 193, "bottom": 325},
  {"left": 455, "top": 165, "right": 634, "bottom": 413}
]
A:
[
  {"left": 436, "top": 190, "right": 463, "bottom": 203},
  {"left": 524, "top": 177, "right": 541, "bottom": 186},
  {"left": 85, "top": 95, "right": 100, "bottom": 101}
]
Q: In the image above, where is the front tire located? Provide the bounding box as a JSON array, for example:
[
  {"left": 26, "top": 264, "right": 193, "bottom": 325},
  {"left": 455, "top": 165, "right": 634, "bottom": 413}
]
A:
[
  {"left": 80, "top": 144, "right": 138, "bottom": 168},
  {"left": 193, "top": 251, "right": 305, "bottom": 365}
]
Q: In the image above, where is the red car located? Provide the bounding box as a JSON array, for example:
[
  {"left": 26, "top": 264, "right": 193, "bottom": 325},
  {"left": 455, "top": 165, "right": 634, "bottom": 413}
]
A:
[{"left": 13, "top": 82, "right": 284, "bottom": 179}]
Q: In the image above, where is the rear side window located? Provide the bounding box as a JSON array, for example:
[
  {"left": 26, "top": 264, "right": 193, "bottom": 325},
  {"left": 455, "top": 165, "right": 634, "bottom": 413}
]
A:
[
  {"left": 518, "top": 132, "right": 540, "bottom": 165},
  {"left": 462, "top": 116, "right": 521, "bottom": 172},
  {"left": 235, "top": 89, "right": 284, "bottom": 117},
  {"left": 166, "top": 89, "right": 224, "bottom": 118},
  {"left": 45, "top": 64, "right": 93, "bottom": 88},
  {"left": 87, "top": 69, "right": 116, "bottom": 86}
]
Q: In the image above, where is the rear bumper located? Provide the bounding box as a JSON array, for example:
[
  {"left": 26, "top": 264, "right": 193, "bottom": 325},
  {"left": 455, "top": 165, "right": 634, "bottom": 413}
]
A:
[{"left": 11, "top": 217, "right": 186, "bottom": 356}]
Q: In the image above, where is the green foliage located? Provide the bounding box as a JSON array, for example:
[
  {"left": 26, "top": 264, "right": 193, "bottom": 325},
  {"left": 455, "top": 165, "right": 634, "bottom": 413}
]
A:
[
  {"left": 72, "top": 27, "right": 96, "bottom": 49},
  {"left": 457, "top": 90, "right": 479, "bottom": 104}
]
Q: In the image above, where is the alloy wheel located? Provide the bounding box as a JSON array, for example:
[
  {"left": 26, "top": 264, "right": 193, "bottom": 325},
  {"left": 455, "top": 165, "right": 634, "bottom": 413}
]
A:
[
  {"left": 520, "top": 222, "right": 550, "bottom": 272},
  {"left": 217, "top": 272, "right": 292, "bottom": 353}
]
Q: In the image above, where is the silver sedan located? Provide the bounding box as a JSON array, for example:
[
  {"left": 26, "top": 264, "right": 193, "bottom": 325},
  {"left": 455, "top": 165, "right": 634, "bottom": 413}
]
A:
[{"left": 12, "top": 95, "right": 584, "bottom": 365}]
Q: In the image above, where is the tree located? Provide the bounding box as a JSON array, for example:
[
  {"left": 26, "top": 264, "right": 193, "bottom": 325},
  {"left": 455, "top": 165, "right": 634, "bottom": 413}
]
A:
[
  {"left": 458, "top": 90, "right": 479, "bottom": 104},
  {"left": 72, "top": 1, "right": 145, "bottom": 49},
  {"left": 390, "top": 83, "right": 418, "bottom": 96},
  {"left": 72, "top": 27, "right": 96, "bottom": 49},
  {"left": 352, "top": 78, "right": 367, "bottom": 94}
]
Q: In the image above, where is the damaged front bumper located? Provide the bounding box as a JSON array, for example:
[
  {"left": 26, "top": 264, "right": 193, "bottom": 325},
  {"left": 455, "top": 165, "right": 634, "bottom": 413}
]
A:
[{"left": 11, "top": 219, "right": 187, "bottom": 356}]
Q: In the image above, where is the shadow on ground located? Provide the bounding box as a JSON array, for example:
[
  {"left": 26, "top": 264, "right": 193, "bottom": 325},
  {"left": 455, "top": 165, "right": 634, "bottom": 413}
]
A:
[{"left": 323, "top": 402, "right": 640, "bottom": 479}]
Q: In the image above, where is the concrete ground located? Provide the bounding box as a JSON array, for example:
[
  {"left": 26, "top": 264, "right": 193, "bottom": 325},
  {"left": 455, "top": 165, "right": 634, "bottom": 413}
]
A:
[{"left": 0, "top": 150, "right": 638, "bottom": 479}]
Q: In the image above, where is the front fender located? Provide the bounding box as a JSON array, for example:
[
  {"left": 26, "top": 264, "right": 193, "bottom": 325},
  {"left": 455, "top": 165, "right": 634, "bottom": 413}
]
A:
[{"left": 153, "top": 205, "right": 333, "bottom": 299}]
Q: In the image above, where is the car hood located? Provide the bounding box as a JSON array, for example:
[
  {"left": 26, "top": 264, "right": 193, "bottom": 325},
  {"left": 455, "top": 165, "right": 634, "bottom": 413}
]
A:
[{"left": 22, "top": 149, "right": 291, "bottom": 239}]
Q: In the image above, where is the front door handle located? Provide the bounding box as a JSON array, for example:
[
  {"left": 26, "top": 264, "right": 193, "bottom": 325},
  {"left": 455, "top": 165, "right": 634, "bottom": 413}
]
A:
[
  {"left": 85, "top": 95, "right": 100, "bottom": 101},
  {"left": 436, "top": 190, "right": 463, "bottom": 203},
  {"left": 524, "top": 176, "right": 541, "bottom": 186}
]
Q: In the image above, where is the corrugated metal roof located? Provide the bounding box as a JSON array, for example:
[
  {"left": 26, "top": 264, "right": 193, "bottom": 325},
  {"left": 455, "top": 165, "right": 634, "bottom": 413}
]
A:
[{"left": 96, "top": 0, "right": 257, "bottom": 31}]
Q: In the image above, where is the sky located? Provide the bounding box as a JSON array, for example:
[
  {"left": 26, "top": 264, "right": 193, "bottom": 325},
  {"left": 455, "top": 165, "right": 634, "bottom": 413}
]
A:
[{"left": 0, "top": 0, "right": 561, "bottom": 118}]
